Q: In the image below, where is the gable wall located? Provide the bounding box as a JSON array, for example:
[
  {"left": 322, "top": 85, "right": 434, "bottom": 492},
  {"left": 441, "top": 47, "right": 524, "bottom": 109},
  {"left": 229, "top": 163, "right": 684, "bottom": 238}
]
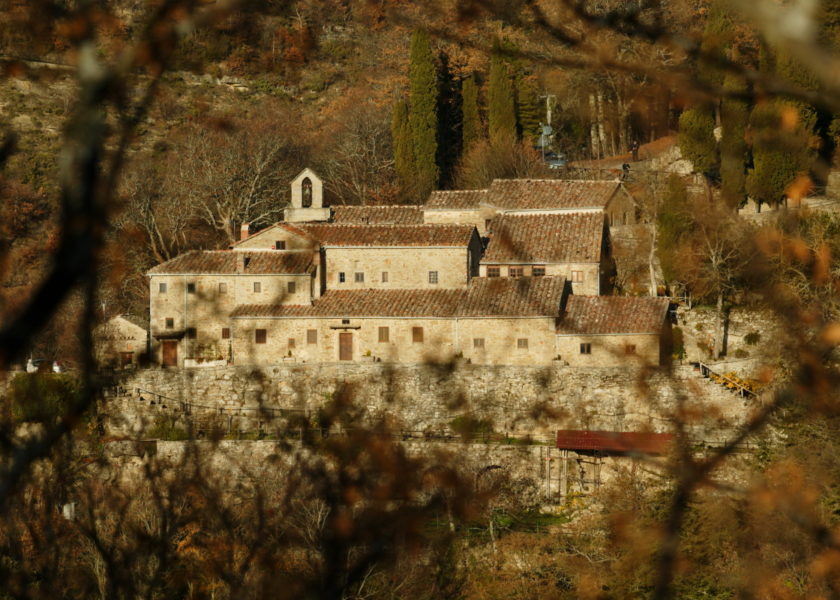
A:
[{"left": 235, "top": 229, "right": 315, "bottom": 251}]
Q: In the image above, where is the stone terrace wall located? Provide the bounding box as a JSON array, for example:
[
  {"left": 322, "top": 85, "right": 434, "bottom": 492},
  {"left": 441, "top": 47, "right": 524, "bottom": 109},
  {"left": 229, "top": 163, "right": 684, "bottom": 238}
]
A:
[{"left": 108, "top": 363, "right": 752, "bottom": 441}]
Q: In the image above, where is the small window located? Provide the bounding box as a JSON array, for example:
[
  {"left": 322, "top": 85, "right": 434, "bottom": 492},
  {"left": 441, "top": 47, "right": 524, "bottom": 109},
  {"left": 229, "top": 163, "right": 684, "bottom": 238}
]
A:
[
  {"left": 378, "top": 327, "right": 389, "bottom": 343},
  {"left": 342, "top": 319, "right": 350, "bottom": 325},
  {"left": 487, "top": 266, "right": 500, "bottom": 278},
  {"left": 625, "top": 344, "right": 636, "bottom": 355},
  {"left": 428, "top": 271, "right": 438, "bottom": 284},
  {"left": 339, "top": 272, "right": 346, "bottom": 283},
  {"left": 509, "top": 267, "right": 523, "bottom": 278},
  {"left": 244, "top": 256, "right": 251, "bottom": 268},
  {"left": 307, "top": 329, "right": 317, "bottom": 344},
  {"left": 288, "top": 338, "right": 296, "bottom": 349},
  {"left": 159, "top": 282, "right": 167, "bottom": 294},
  {"left": 412, "top": 327, "right": 424, "bottom": 343},
  {"left": 218, "top": 282, "right": 227, "bottom": 294},
  {"left": 186, "top": 327, "right": 197, "bottom": 340},
  {"left": 532, "top": 266, "right": 546, "bottom": 277},
  {"left": 165, "top": 318, "right": 174, "bottom": 329},
  {"left": 571, "top": 270, "right": 584, "bottom": 283},
  {"left": 381, "top": 272, "right": 389, "bottom": 283},
  {"left": 517, "top": 338, "right": 528, "bottom": 349},
  {"left": 580, "top": 343, "right": 592, "bottom": 354},
  {"left": 275, "top": 240, "right": 286, "bottom": 250},
  {"left": 187, "top": 282, "right": 196, "bottom": 294},
  {"left": 253, "top": 282, "right": 261, "bottom": 293},
  {"left": 255, "top": 329, "right": 267, "bottom": 344},
  {"left": 221, "top": 328, "right": 230, "bottom": 339},
  {"left": 473, "top": 338, "right": 485, "bottom": 349},
  {"left": 485, "top": 219, "right": 492, "bottom": 231},
  {"left": 355, "top": 272, "right": 364, "bottom": 283},
  {"left": 287, "top": 281, "right": 296, "bottom": 294}
]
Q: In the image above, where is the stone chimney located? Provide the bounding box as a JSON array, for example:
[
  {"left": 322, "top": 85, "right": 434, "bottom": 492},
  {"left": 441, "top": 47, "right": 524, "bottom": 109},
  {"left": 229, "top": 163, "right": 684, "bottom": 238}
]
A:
[{"left": 240, "top": 223, "right": 250, "bottom": 240}]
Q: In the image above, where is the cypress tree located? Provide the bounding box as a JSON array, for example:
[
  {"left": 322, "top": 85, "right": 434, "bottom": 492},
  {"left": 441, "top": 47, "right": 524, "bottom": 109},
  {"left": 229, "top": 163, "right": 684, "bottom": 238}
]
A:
[
  {"left": 408, "top": 29, "right": 439, "bottom": 200},
  {"left": 461, "top": 73, "right": 482, "bottom": 151},
  {"left": 391, "top": 99, "right": 413, "bottom": 194},
  {"left": 516, "top": 75, "right": 541, "bottom": 144},
  {"left": 488, "top": 50, "right": 516, "bottom": 147},
  {"left": 678, "top": 107, "right": 717, "bottom": 176},
  {"left": 657, "top": 174, "right": 693, "bottom": 285},
  {"left": 720, "top": 72, "right": 749, "bottom": 208}
]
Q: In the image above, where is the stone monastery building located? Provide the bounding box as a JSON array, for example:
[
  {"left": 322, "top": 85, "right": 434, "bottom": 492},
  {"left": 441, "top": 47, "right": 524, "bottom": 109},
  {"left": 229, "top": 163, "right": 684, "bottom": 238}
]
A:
[{"left": 147, "top": 169, "right": 669, "bottom": 368}]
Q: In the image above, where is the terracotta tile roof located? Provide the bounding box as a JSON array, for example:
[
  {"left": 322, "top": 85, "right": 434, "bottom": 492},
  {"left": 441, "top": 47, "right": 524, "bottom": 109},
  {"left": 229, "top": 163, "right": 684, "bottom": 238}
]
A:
[
  {"left": 556, "top": 296, "right": 669, "bottom": 335},
  {"left": 291, "top": 223, "right": 475, "bottom": 247},
  {"left": 425, "top": 189, "right": 488, "bottom": 209},
  {"left": 457, "top": 276, "right": 566, "bottom": 317},
  {"left": 331, "top": 205, "right": 423, "bottom": 225},
  {"left": 555, "top": 430, "right": 674, "bottom": 454},
  {"left": 231, "top": 276, "right": 566, "bottom": 319},
  {"left": 485, "top": 179, "right": 619, "bottom": 210},
  {"left": 483, "top": 213, "right": 604, "bottom": 264},
  {"left": 147, "top": 250, "right": 313, "bottom": 275}
]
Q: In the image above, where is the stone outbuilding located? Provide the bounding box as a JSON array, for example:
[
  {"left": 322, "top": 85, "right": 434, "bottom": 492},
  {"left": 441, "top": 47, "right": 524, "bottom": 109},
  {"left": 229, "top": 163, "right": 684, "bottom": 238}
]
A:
[{"left": 93, "top": 315, "right": 149, "bottom": 368}]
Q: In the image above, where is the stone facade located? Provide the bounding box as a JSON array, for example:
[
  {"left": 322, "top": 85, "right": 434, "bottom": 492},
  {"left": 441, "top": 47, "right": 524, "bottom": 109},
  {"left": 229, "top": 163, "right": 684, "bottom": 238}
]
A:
[
  {"left": 478, "top": 261, "right": 601, "bottom": 295},
  {"left": 555, "top": 332, "right": 664, "bottom": 367},
  {"left": 94, "top": 316, "right": 148, "bottom": 367}
]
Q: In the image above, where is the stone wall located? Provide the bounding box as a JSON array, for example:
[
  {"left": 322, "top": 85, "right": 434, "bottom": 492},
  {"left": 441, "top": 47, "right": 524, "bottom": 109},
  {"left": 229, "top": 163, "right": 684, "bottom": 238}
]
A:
[{"left": 107, "top": 363, "right": 752, "bottom": 442}]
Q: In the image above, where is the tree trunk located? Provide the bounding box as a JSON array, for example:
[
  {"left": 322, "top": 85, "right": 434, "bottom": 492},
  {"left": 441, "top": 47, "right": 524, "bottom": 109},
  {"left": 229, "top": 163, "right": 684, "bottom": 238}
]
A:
[
  {"left": 714, "top": 291, "right": 725, "bottom": 358},
  {"left": 597, "top": 91, "right": 608, "bottom": 159},
  {"left": 589, "top": 94, "right": 600, "bottom": 159},
  {"left": 649, "top": 224, "right": 658, "bottom": 297}
]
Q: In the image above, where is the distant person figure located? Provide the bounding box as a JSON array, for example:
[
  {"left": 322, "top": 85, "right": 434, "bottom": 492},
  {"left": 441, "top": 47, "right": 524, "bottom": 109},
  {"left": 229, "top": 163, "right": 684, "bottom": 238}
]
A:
[{"left": 630, "top": 139, "right": 640, "bottom": 162}]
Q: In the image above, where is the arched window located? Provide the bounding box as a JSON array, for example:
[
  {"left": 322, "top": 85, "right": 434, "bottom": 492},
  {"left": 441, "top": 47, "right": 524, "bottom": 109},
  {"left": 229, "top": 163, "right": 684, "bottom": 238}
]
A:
[{"left": 302, "top": 177, "right": 313, "bottom": 208}]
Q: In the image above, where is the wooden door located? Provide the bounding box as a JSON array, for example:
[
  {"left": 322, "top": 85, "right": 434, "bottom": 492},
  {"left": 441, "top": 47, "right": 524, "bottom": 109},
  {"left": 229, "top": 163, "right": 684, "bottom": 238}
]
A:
[
  {"left": 339, "top": 333, "right": 352, "bottom": 361},
  {"left": 162, "top": 341, "right": 178, "bottom": 367},
  {"left": 120, "top": 352, "right": 133, "bottom": 367}
]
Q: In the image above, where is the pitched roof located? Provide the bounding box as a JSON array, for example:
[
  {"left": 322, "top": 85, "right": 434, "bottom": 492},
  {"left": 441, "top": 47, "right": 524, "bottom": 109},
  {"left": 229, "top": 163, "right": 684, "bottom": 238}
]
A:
[
  {"left": 457, "top": 276, "right": 566, "bottom": 317},
  {"left": 483, "top": 212, "right": 604, "bottom": 264},
  {"left": 555, "top": 430, "right": 674, "bottom": 454},
  {"left": 331, "top": 205, "right": 424, "bottom": 225},
  {"left": 556, "top": 296, "right": 669, "bottom": 335},
  {"left": 231, "top": 276, "right": 565, "bottom": 319},
  {"left": 147, "top": 250, "right": 313, "bottom": 275},
  {"left": 485, "top": 179, "right": 619, "bottom": 211},
  {"left": 425, "top": 189, "right": 488, "bottom": 209},
  {"left": 291, "top": 223, "right": 475, "bottom": 247}
]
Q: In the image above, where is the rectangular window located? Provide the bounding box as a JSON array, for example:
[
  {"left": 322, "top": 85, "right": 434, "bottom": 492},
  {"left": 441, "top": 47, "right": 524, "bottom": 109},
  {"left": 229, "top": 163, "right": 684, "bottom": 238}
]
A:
[
  {"left": 287, "top": 281, "right": 296, "bottom": 294},
  {"left": 187, "top": 282, "right": 196, "bottom": 294},
  {"left": 580, "top": 343, "right": 592, "bottom": 354},
  {"left": 381, "top": 272, "right": 389, "bottom": 283},
  {"left": 288, "top": 338, "right": 296, "bottom": 349},
  {"left": 487, "top": 266, "right": 500, "bottom": 278},
  {"left": 571, "top": 270, "right": 584, "bottom": 283},
  {"left": 625, "top": 344, "right": 636, "bottom": 355},
  {"left": 517, "top": 338, "right": 529, "bottom": 349},
  {"left": 221, "top": 328, "right": 230, "bottom": 340},
  {"left": 339, "top": 272, "right": 346, "bottom": 283},
  {"left": 532, "top": 266, "right": 546, "bottom": 277},
  {"left": 159, "top": 282, "right": 167, "bottom": 293},
  {"left": 218, "top": 282, "right": 227, "bottom": 294},
  {"left": 255, "top": 329, "right": 267, "bottom": 344},
  {"left": 342, "top": 319, "right": 350, "bottom": 325},
  {"left": 428, "top": 271, "right": 438, "bottom": 284},
  {"left": 275, "top": 240, "right": 286, "bottom": 250},
  {"left": 355, "top": 272, "right": 364, "bottom": 283},
  {"left": 307, "top": 329, "right": 317, "bottom": 344},
  {"left": 412, "top": 327, "right": 424, "bottom": 343},
  {"left": 378, "top": 327, "right": 389, "bottom": 343},
  {"left": 186, "top": 327, "right": 197, "bottom": 339},
  {"left": 165, "top": 318, "right": 174, "bottom": 329},
  {"left": 509, "top": 267, "right": 523, "bottom": 278},
  {"left": 253, "top": 281, "right": 261, "bottom": 293},
  {"left": 473, "top": 338, "right": 485, "bottom": 349}
]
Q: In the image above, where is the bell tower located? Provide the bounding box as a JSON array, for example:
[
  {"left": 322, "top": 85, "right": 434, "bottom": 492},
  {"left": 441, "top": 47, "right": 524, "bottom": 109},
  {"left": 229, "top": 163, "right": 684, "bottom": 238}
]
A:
[{"left": 285, "top": 168, "right": 330, "bottom": 222}]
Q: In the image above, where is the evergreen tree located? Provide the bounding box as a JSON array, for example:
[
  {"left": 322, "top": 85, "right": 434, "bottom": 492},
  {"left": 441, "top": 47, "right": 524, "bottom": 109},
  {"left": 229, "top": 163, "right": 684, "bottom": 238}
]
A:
[
  {"left": 436, "top": 51, "right": 461, "bottom": 188},
  {"left": 461, "top": 73, "right": 482, "bottom": 151},
  {"left": 678, "top": 107, "right": 717, "bottom": 176},
  {"left": 488, "top": 50, "right": 516, "bottom": 147},
  {"left": 657, "top": 174, "right": 693, "bottom": 285},
  {"left": 408, "top": 29, "right": 439, "bottom": 200},
  {"left": 719, "top": 72, "right": 749, "bottom": 208},
  {"left": 516, "top": 75, "right": 541, "bottom": 145},
  {"left": 391, "top": 99, "right": 413, "bottom": 194}
]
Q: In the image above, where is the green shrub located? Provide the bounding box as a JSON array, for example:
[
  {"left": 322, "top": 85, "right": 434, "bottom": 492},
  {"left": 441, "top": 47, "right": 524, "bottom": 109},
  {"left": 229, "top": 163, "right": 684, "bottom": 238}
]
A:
[
  {"left": 672, "top": 326, "right": 686, "bottom": 361},
  {"left": 450, "top": 415, "right": 493, "bottom": 437},
  {"left": 147, "top": 414, "right": 189, "bottom": 441},
  {"left": 8, "top": 373, "right": 78, "bottom": 423},
  {"left": 734, "top": 348, "right": 749, "bottom": 358}
]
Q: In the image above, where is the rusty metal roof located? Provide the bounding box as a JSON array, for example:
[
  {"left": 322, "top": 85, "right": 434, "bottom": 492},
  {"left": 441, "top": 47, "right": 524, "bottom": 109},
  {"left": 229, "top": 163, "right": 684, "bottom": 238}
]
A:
[
  {"left": 555, "top": 430, "right": 674, "bottom": 454},
  {"left": 483, "top": 212, "right": 604, "bottom": 264}
]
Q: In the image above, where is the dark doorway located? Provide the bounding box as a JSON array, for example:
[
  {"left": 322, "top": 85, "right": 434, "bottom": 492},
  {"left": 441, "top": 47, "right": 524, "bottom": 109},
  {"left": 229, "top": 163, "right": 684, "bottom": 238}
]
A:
[{"left": 162, "top": 341, "right": 178, "bottom": 367}]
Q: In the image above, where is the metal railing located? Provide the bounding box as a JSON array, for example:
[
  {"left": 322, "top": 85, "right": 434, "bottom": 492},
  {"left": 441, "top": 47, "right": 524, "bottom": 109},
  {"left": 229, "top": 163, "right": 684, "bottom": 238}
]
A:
[{"left": 696, "top": 362, "right": 757, "bottom": 398}]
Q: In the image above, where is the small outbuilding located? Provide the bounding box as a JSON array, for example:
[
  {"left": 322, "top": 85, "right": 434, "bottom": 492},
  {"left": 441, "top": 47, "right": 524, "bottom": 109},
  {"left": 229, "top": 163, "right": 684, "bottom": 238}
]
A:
[{"left": 93, "top": 314, "right": 149, "bottom": 368}]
